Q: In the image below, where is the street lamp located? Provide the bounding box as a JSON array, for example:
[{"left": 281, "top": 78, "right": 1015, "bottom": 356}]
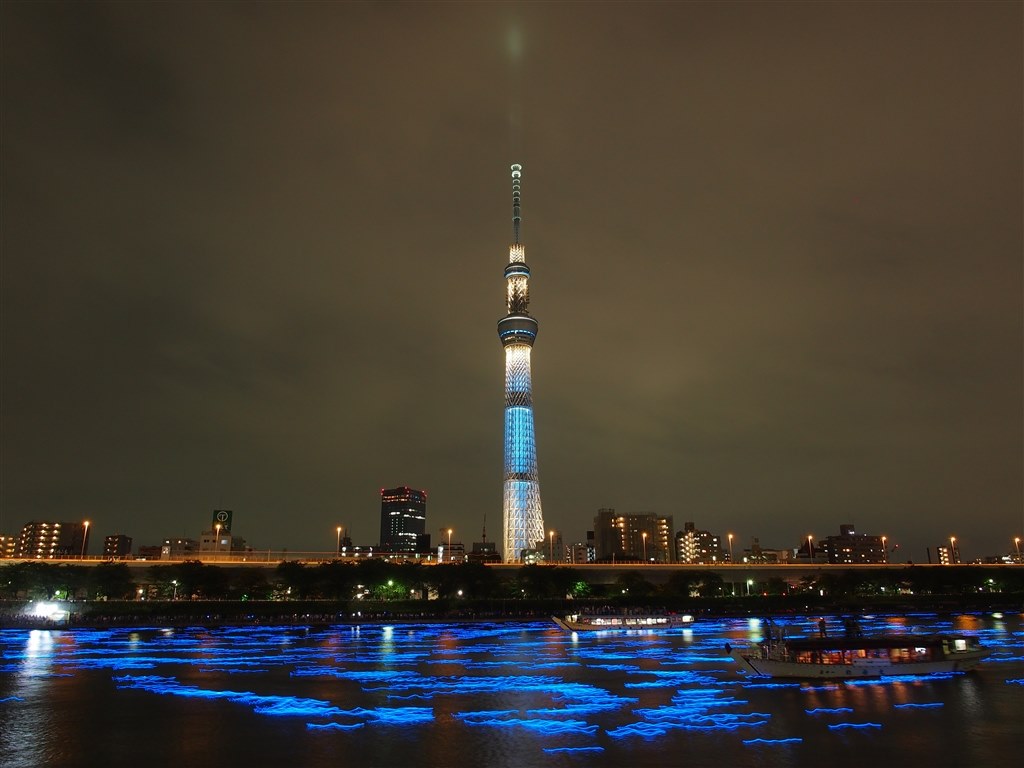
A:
[
  {"left": 1015, "top": 537, "right": 1021, "bottom": 562},
  {"left": 214, "top": 523, "right": 222, "bottom": 557},
  {"left": 549, "top": 530, "right": 555, "bottom": 562},
  {"left": 949, "top": 536, "right": 957, "bottom": 564},
  {"left": 881, "top": 536, "right": 887, "bottom": 564},
  {"left": 336, "top": 526, "right": 343, "bottom": 557},
  {"left": 171, "top": 580, "right": 178, "bottom": 600},
  {"left": 727, "top": 533, "right": 734, "bottom": 564},
  {"left": 81, "top": 520, "right": 90, "bottom": 559},
  {"left": 806, "top": 534, "right": 814, "bottom": 561},
  {"left": 642, "top": 532, "right": 648, "bottom": 563},
  {"left": 447, "top": 528, "right": 453, "bottom": 563}
]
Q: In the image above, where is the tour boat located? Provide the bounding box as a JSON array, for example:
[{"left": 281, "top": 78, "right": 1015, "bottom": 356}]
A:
[
  {"left": 552, "top": 613, "right": 694, "bottom": 631},
  {"left": 728, "top": 632, "right": 991, "bottom": 679}
]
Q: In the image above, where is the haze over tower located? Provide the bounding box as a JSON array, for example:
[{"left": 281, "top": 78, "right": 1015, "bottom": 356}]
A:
[{"left": 497, "top": 164, "right": 545, "bottom": 563}]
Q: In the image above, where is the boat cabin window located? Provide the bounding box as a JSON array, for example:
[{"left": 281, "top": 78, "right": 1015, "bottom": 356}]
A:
[{"left": 889, "top": 646, "right": 935, "bottom": 662}]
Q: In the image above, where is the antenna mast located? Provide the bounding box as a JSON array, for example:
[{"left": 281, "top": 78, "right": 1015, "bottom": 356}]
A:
[{"left": 511, "top": 163, "right": 522, "bottom": 244}]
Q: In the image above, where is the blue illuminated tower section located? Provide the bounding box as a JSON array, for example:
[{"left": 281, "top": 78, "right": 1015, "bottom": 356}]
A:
[{"left": 498, "top": 163, "right": 545, "bottom": 562}]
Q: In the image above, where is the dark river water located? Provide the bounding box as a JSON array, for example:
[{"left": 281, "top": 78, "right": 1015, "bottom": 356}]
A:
[{"left": 1, "top": 613, "right": 1021, "bottom": 768}]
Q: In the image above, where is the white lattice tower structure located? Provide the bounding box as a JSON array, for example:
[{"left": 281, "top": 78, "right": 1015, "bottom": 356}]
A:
[{"left": 498, "top": 163, "right": 545, "bottom": 562}]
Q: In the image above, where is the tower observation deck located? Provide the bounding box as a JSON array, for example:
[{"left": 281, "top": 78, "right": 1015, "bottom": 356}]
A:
[{"left": 498, "top": 163, "right": 545, "bottom": 562}]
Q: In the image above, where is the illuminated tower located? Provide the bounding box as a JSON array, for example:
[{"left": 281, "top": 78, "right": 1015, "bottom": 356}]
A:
[{"left": 498, "top": 163, "right": 545, "bottom": 562}]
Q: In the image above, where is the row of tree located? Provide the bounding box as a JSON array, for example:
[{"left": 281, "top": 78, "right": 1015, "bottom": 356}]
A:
[{"left": 1, "top": 561, "right": 1021, "bottom": 603}]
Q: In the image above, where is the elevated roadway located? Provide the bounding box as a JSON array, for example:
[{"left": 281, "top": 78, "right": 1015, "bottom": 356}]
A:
[{"left": 3, "top": 557, "right": 1016, "bottom": 589}]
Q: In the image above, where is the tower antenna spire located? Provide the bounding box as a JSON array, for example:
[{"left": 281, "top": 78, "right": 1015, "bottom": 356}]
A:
[
  {"left": 511, "top": 163, "right": 522, "bottom": 244},
  {"left": 498, "top": 163, "right": 544, "bottom": 562}
]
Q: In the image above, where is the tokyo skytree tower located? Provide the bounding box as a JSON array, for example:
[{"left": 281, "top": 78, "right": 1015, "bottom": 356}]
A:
[{"left": 498, "top": 163, "right": 545, "bottom": 562}]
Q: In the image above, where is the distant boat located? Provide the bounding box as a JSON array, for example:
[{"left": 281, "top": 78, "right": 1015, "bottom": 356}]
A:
[
  {"left": 552, "top": 613, "right": 694, "bottom": 631},
  {"left": 729, "top": 632, "right": 991, "bottom": 679}
]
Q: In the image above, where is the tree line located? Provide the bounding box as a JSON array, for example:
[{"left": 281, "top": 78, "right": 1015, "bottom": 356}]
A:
[{"left": 1, "top": 560, "right": 1021, "bottom": 603}]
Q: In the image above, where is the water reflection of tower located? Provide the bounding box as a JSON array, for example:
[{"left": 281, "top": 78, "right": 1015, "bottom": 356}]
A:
[{"left": 498, "top": 164, "right": 545, "bottom": 562}]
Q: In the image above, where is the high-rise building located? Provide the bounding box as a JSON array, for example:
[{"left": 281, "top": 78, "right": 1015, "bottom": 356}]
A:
[
  {"left": 379, "top": 487, "right": 427, "bottom": 552},
  {"left": 819, "top": 524, "right": 886, "bottom": 564},
  {"left": 499, "top": 163, "right": 545, "bottom": 562},
  {"left": 15, "top": 521, "right": 90, "bottom": 559},
  {"left": 103, "top": 534, "right": 133, "bottom": 559},
  {"left": 936, "top": 543, "right": 960, "bottom": 565},
  {"left": 676, "top": 522, "right": 726, "bottom": 564},
  {"left": 594, "top": 509, "right": 675, "bottom": 563},
  {"left": 0, "top": 535, "right": 17, "bottom": 558}
]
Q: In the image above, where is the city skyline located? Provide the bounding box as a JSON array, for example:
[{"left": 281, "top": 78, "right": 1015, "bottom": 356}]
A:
[
  {"left": 3, "top": 510, "right": 1016, "bottom": 566},
  {"left": 1, "top": 4, "right": 1021, "bottom": 562}
]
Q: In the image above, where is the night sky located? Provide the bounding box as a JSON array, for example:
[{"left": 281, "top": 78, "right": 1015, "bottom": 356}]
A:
[{"left": 2, "top": 2, "right": 1021, "bottom": 561}]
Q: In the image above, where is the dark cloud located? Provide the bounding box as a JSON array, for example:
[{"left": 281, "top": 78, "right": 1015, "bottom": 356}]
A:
[{"left": 1, "top": 2, "right": 1020, "bottom": 560}]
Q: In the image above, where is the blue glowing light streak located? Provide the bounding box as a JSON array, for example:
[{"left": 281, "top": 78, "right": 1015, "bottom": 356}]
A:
[
  {"left": 4, "top": 613, "right": 1017, "bottom": 755},
  {"left": 588, "top": 664, "right": 641, "bottom": 672},
  {"left": 456, "top": 709, "right": 519, "bottom": 718},
  {"left": 843, "top": 673, "right": 959, "bottom": 686},
  {"left": 113, "top": 675, "right": 348, "bottom": 718},
  {"left": 527, "top": 698, "right": 634, "bottom": 717},
  {"left": 660, "top": 655, "right": 735, "bottom": 664},
  {"left": 424, "top": 660, "right": 518, "bottom": 668},
  {"left": 114, "top": 674, "right": 439, "bottom": 727},
  {"left": 806, "top": 707, "right": 854, "bottom": 715},
  {"left": 357, "top": 706, "right": 435, "bottom": 725},
  {"left": 306, "top": 722, "right": 365, "bottom": 731},
  {"left": 743, "top": 738, "right": 803, "bottom": 745},
  {"left": 457, "top": 714, "right": 598, "bottom": 735},
  {"left": 624, "top": 669, "right": 719, "bottom": 689},
  {"left": 742, "top": 682, "right": 803, "bottom": 689},
  {"left": 606, "top": 722, "right": 670, "bottom": 739},
  {"left": 615, "top": 687, "right": 771, "bottom": 738}
]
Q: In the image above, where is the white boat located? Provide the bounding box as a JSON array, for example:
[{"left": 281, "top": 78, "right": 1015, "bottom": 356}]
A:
[
  {"left": 729, "top": 632, "right": 991, "bottom": 679},
  {"left": 552, "top": 613, "right": 694, "bottom": 631}
]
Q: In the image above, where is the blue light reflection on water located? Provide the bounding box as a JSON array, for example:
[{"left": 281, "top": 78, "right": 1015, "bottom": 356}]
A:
[{"left": 0, "top": 616, "right": 1022, "bottom": 768}]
